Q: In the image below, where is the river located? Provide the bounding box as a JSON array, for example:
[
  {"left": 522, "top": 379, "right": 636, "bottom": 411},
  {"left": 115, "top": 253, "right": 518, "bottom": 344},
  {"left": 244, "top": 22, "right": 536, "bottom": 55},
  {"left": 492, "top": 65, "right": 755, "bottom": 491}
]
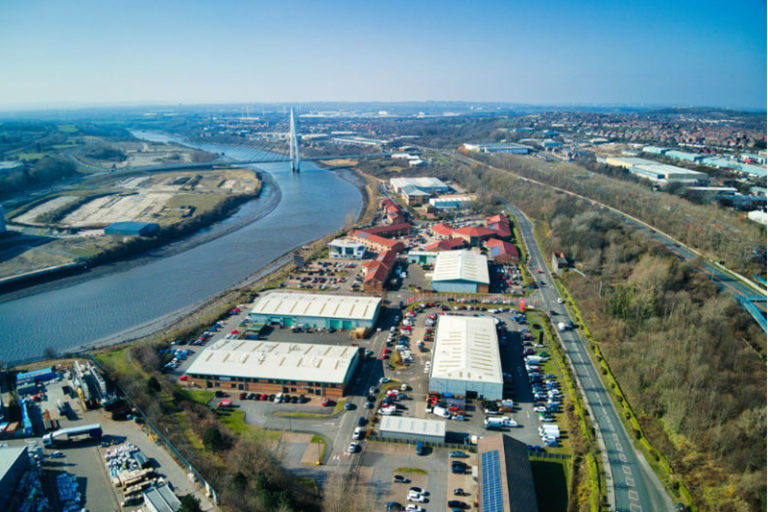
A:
[{"left": 0, "top": 133, "right": 362, "bottom": 363}]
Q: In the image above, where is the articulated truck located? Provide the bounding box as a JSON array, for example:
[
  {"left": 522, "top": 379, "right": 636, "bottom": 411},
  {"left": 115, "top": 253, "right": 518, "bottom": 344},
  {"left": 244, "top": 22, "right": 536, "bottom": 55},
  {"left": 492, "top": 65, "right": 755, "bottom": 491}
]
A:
[{"left": 43, "top": 423, "right": 102, "bottom": 447}]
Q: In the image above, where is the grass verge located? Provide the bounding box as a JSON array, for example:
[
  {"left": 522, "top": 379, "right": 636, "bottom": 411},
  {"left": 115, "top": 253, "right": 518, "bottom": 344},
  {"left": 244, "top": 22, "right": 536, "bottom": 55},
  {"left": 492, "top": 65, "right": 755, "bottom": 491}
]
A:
[{"left": 393, "top": 467, "right": 427, "bottom": 475}]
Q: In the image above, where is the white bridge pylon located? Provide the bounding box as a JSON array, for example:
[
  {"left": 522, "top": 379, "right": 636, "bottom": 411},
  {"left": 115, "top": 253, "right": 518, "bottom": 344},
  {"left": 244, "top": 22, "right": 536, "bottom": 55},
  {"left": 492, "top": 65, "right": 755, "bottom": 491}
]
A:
[{"left": 289, "top": 107, "right": 300, "bottom": 173}]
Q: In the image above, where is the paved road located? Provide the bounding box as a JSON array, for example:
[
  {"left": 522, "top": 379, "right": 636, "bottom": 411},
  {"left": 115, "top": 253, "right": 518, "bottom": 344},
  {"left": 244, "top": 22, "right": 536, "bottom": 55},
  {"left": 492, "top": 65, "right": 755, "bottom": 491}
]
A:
[{"left": 506, "top": 201, "right": 674, "bottom": 512}]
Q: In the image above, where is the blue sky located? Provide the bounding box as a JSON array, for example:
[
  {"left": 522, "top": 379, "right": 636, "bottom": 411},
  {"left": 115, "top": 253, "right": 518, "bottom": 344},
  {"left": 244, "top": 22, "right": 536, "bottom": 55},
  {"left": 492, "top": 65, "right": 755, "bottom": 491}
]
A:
[{"left": 0, "top": 0, "right": 765, "bottom": 109}]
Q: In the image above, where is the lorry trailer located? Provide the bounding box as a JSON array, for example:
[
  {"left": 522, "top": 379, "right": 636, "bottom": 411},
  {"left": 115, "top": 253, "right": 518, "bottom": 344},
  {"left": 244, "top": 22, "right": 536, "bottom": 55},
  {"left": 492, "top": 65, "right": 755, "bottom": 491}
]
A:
[{"left": 43, "top": 423, "right": 102, "bottom": 446}]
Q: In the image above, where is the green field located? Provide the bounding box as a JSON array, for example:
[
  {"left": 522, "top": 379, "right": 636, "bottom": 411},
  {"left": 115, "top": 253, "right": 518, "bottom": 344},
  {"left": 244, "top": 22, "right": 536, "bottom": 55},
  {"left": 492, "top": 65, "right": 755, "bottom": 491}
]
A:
[{"left": 57, "top": 124, "right": 78, "bottom": 133}]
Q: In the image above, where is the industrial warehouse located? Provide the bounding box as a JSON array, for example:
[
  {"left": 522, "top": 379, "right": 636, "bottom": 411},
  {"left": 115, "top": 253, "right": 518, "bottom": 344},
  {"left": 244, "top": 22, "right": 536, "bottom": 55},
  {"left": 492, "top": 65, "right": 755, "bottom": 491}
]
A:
[
  {"left": 378, "top": 416, "right": 447, "bottom": 444},
  {"left": 184, "top": 339, "right": 360, "bottom": 398},
  {"left": 249, "top": 292, "right": 382, "bottom": 330},
  {"left": 431, "top": 250, "right": 490, "bottom": 293},
  {"left": 428, "top": 315, "right": 503, "bottom": 400}
]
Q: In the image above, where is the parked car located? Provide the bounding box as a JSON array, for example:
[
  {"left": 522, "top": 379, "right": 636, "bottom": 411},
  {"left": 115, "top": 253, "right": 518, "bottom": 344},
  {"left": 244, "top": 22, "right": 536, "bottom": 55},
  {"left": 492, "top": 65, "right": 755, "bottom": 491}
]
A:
[
  {"left": 348, "top": 442, "right": 359, "bottom": 453},
  {"left": 393, "top": 474, "right": 410, "bottom": 483},
  {"left": 450, "top": 450, "right": 468, "bottom": 458}
]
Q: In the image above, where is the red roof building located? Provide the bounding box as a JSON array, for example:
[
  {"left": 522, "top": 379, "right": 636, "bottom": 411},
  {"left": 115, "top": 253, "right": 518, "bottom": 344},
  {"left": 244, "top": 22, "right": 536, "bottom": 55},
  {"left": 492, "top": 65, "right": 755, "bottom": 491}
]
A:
[
  {"left": 486, "top": 214, "right": 512, "bottom": 239},
  {"left": 486, "top": 238, "right": 520, "bottom": 263},
  {"left": 431, "top": 222, "right": 455, "bottom": 239},
  {"left": 425, "top": 238, "right": 468, "bottom": 251},
  {"left": 363, "top": 223, "right": 412, "bottom": 238},
  {"left": 362, "top": 250, "right": 397, "bottom": 291},
  {"left": 379, "top": 198, "right": 406, "bottom": 225},
  {"left": 453, "top": 226, "right": 497, "bottom": 246},
  {"left": 348, "top": 230, "right": 405, "bottom": 253}
]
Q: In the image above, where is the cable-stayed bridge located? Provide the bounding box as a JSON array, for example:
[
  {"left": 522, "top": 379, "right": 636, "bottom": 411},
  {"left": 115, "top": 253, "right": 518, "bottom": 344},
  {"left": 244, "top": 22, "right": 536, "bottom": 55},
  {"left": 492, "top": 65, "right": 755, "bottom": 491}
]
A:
[{"left": 118, "top": 108, "right": 383, "bottom": 174}]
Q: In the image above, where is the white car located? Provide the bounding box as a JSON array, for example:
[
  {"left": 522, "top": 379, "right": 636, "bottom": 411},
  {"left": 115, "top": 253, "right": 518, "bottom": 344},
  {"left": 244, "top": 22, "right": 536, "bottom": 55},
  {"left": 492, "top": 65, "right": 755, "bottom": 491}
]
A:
[
  {"left": 380, "top": 377, "right": 391, "bottom": 384},
  {"left": 348, "top": 442, "right": 359, "bottom": 453},
  {"left": 406, "top": 506, "right": 425, "bottom": 512},
  {"left": 557, "top": 297, "right": 564, "bottom": 304},
  {"left": 407, "top": 494, "right": 426, "bottom": 503}
]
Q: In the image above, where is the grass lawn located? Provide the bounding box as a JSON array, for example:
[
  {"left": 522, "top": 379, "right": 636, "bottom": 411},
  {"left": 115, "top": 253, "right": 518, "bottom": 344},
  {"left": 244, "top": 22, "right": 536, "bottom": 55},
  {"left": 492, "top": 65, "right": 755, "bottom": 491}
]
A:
[
  {"left": 530, "top": 459, "right": 569, "bottom": 511},
  {"left": 217, "top": 409, "right": 249, "bottom": 434},
  {"left": 95, "top": 347, "right": 146, "bottom": 378},
  {"left": 180, "top": 389, "right": 214, "bottom": 406},
  {"left": 57, "top": 124, "right": 78, "bottom": 133}
]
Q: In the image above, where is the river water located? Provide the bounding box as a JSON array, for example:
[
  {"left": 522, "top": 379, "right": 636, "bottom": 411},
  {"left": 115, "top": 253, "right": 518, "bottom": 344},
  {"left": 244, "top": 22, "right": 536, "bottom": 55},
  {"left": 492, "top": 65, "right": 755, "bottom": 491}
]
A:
[{"left": 0, "top": 133, "right": 362, "bottom": 362}]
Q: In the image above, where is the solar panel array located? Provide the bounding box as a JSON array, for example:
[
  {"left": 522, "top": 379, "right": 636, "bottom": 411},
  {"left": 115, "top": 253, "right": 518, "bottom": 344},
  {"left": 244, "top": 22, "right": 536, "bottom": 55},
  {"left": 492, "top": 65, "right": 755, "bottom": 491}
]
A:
[{"left": 481, "top": 449, "right": 504, "bottom": 512}]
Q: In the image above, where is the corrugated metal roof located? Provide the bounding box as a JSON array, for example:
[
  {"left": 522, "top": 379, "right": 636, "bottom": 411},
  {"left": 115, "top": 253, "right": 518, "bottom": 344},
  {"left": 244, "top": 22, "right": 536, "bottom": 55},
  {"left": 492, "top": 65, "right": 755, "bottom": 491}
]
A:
[
  {"left": 430, "top": 316, "right": 502, "bottom": 385},
  {"left": 432, "top": 250, "right": 489, "bottom": 284},
  {"left": 379, "top": 416, "right": 446, "bottom": 438},
  {"left": 185, "top": 340, "right": 357, "bottom": 384},
  {"left": 251, "top": 292, "right": 381, "bottom": 321}
]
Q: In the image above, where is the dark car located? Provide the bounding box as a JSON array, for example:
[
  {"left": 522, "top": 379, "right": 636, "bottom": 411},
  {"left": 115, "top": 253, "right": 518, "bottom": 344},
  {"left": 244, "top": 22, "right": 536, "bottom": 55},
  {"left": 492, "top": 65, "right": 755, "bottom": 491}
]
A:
[
  {"left": 386, "top": 502, "right": 404, "bottom": 512},
  {"left": 447, "top": 501, "right": 467, "bottom": 509},
  {"left": 358, "top": 416, "right": 367, "bottom": 427}
]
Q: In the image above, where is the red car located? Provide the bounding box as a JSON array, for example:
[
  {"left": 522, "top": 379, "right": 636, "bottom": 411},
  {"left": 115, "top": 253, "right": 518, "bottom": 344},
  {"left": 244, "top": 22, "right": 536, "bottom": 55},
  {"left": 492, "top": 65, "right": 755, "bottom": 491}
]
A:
[
  {"left": 321, "top": 397, "right": 331, "bottom": 406},
  {"left": 260, "top": 393, "right": 268, "bottom": 401},
  {"left": 536, "top": 269, "right": 543, "bottom": 273},
  {"left": 380, "top": 352, "right": 388, "bottom": 360},
  {"left": 217, "top": 400, "right": 232, "bottom": 408}
]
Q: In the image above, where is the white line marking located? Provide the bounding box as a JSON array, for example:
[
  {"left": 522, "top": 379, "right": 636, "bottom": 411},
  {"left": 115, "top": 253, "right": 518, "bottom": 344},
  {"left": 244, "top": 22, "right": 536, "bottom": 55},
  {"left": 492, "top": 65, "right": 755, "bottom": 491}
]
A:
[
  {"left": 626, "top": 477, "right": 635, "bottom": 487},
  {"left": 629, "top": 504, "right": 643, "bottom": 512},
  {"left": 619, "top": 453, "right": 628, "bottom": 463},
  {"left": 628, "top": 490, "right": 639, "bottom": 501}
]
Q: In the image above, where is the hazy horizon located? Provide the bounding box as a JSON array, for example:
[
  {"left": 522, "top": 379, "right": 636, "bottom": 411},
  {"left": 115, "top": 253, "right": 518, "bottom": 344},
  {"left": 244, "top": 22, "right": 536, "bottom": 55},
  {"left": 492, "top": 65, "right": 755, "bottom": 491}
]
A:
[{"left": 1, "top": 0, "right": 766, "bottom": 110}]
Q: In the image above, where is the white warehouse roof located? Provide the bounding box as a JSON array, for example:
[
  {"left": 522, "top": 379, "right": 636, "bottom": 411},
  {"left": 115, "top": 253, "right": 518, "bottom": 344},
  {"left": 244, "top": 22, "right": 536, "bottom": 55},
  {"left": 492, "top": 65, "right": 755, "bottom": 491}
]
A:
[
  {"left": 432, "top": 250, "right": 489, "bottom": 284},
  {"left": 379, "top": 416, "right": 446, "bottom": 439},
  {"left": 186, "top": 339, "right": 358, "bottom": 384},
  {"left": 430, "top": 315, "right": 502, "bottom": 385},
  {"left": 390, "top": 177, "right": 449, "bottom": 190},
  {"left": 251, "top": 292, "right": 381, "bottom": 321}
]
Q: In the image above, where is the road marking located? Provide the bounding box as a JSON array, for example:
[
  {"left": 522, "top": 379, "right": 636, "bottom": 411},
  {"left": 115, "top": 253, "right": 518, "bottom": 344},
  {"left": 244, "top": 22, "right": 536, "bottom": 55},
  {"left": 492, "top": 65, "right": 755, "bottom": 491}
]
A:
[
  {"left": 622, "top": 465, "right": 632, "bottom": 475},
  {"left": 626, "top": 477, "right": 635, "bottom": 487},
  {"left": 619, "top": 453, "right": 628, "bottom": 463},
  {"left": 628, "top": 490, "right": 639, "bottom": 501},
  {"left": 629, "top": 504, "right": 643, "bottom": 512}
]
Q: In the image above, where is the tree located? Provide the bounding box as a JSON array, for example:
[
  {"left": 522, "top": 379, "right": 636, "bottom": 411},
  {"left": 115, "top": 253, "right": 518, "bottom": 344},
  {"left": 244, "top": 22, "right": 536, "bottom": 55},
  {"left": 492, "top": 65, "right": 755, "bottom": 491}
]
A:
[
  {"left": 146, "top": 376, "right": 161, "bottom": 395},
  {"left": 178, "top": 494, "right": 202, "bottom": 512},
  {"left": 202, "top": 425, "right": 226, "bottom": 452}
]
